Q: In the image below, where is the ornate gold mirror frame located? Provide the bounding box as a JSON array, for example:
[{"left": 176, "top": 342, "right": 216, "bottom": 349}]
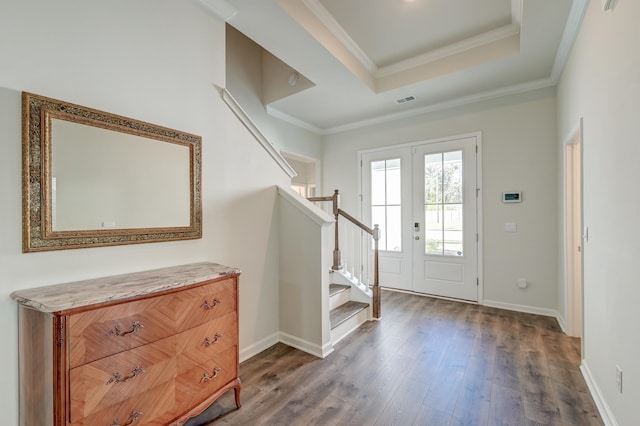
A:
[{"left": 22, "top": 92, "right": 202, "bottom": 252}]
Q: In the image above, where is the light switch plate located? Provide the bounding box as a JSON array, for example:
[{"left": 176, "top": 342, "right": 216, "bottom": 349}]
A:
[{"left": 504, "top": 222, "right": 517, "bottom": 233}]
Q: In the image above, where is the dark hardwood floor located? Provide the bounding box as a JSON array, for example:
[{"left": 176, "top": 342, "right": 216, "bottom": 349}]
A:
[{"left": 188, "top": 290, "right": 603, "bottom": 425}]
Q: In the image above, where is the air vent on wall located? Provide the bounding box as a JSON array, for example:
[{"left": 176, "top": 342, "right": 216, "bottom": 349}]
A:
[
  {"left": 602, "top": 0, "right": 618, "bottom": 11},
  {"left": 395, "top": 95, "right": 416, "bottom": 104}
]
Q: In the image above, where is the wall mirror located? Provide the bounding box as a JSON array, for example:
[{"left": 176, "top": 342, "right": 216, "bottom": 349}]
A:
[{"left": 22, "top": 92, "right": 202, "bottom": 252}]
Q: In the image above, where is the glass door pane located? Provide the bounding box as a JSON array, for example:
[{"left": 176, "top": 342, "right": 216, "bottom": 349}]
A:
[
  {"left": 423, "top": 150, "right": 464, "bottom": 256},
  {"left": 370, "top": 159, "right": 402, "bottom": 252}
]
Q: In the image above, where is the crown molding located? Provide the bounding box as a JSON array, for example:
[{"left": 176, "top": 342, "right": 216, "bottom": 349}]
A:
[
  {"left": 551, "top": 0, "right": 589, "bottom": 82},
  {"left": 271, "top": 77, "right": 555, "bottom": 136},
  {"left": 266, "top": 104, "right": 325, "bottom": 134},
  {"left": 197, "top": 0, "right": 237, "bottom": 21},
  {"left": 324, "top": 77, "right": 555, "bottom": 134},
  {"left": 302, "top": 0, "right": 377, "bottom": 74},
  {"left": 302, "top": 0, "right": 522, "bottom": 85},
  {"left": 377, "top": 23, "right": 520, "bottom": 78}
]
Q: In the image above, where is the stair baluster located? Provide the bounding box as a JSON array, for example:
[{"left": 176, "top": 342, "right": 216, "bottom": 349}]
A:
[{"left": 308, "top": 189, "right": 381, "bottom": 319}]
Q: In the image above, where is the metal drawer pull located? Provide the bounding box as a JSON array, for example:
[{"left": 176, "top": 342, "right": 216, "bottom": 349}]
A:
[
  {"left": 107, "top": 366, "right": 145, "bottom": 385},
  {"left": 202, "top": 333, "right": 222, "bottom": 347},
  {"left": 201, "top": 297, "right": 221, "bottom": 310},
  {"left": 107, "top": 321, "right": 144, "bottom": 337},
  {"left": 200, "top": 367, "right": 221, "bottom": 383},
  {"left": 111, "top": 411, "right": 143, "bottom": 426}
]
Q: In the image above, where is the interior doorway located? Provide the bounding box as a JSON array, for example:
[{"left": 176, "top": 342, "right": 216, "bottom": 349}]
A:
[
  {"left": 281, "top": 152, "right": 318, "bottom": 198},
  {"left": 564, "top": 119, "right": 583, "bottom": 338}
]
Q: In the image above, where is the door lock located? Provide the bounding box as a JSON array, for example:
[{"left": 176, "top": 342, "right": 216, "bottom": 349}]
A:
[{"left": 414, "top": 222, "right": 420, "bottom": 232}]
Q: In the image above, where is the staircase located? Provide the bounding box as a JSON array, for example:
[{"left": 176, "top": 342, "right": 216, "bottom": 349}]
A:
[
  {"left": 329, "top": 284, "right": 369, "bottom": 344},
  {"left": 307, "top": 189, "right": 381, "bottom": 347},
  {"left": 327, "top": 265, "right": 378, "bottom": 345}
]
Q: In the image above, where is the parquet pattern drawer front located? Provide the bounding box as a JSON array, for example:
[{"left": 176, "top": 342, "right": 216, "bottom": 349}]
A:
[
  {"left": 69, "top": 335, "right": 177, "bottom": 422},
  {"left": 175, "top": 345, "right": 238, "bottom": 415},
  {"left": 176, "top": 311, "right": 238, "bottom": 357},
  {"left": 174, "top": 278, "right": 237, "bottom": 331},
  {"left": 70, "top": 381, "right": 176, "bottom": 426},
  {"left": 11, "top": 262, "right": 241, "bottom": 426},
  {"left": 68, "top": 294, "right": 180, "bottom": 368}
]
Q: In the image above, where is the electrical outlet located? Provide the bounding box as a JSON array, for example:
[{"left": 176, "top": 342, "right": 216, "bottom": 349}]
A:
[{"left": 616, "top": 365, "right": 623, "bottom": 393}]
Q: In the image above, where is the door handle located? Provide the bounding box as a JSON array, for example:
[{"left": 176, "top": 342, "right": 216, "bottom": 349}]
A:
[{"left": 415, "top": 236, "right": 420, "bottom": 240}]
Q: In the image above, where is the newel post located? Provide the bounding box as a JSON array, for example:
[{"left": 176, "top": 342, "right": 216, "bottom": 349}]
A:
[
  {"left": 372, "top": 223, "right": 381, "bottom": 319},
  {"left": 332, "top": 189, "right": 342, "bottom": 270}
]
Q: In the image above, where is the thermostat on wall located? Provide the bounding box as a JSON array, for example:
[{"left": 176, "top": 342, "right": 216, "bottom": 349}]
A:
[{"left": 502, "top": 192, "right": 522, "bottom": 203}]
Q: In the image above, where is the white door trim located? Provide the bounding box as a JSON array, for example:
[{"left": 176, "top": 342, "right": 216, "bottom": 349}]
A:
[{"left": 563, "top": 119, "right": 584, "bottom": 339}]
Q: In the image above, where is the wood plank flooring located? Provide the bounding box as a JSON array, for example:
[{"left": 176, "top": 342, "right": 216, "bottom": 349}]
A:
[{"left": 186, "top": 290, "right": 603, "bottom": 425}]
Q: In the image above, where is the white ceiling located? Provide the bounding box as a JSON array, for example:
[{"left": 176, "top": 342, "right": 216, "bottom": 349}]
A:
[{"left": 202, "top": 0, "right": 584, "bottom": 134}]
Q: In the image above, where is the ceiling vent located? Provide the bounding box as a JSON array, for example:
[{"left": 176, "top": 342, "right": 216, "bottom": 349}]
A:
[{"left": 395, "top": 95, "right": 416, "bottom": 104}]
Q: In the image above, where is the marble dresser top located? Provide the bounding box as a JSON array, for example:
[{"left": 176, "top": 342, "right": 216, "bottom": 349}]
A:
[{"left": 10, "top": 262, "right": 241, "bottom": 314}]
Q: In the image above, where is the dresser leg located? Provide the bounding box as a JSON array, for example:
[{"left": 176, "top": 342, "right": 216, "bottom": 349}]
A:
[{"left": 233, "top": 378, "right": 242, "bottom": 408}]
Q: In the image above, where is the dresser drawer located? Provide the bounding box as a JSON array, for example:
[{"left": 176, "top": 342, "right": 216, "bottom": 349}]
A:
[
  {"left": 70, "top": 381, "right": 176, "bottom": 426},
  {"left": 68, "top": 278, "right": 237, "bottom": 368},
  {"left": 69, "top": 335, "right": 177, "bottom": 422},
  {"left": 175, "top": 345, "right": 238, "bottom": 413},
  {"left": 176, "top": 311, "right": 238, "bottom": 358},
  {"left": 68, "top": 293, "right": 180, "bottom": 368},
  {"left": 173, "top": 278, "right": 237, "bottom": 331}
]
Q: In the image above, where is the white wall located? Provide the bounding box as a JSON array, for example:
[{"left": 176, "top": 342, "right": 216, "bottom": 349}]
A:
[
  {"left": 557, "top": 1, "right": 640, "bottom": 424},
  {"left": 0, "top": 1, "right": 292, "bottom": 423},
  {"left": 323, "top": 88, "right": 559, "bottom": 313}
]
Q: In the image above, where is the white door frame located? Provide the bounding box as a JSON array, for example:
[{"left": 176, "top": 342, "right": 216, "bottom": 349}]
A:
[
  {"left": 358, "top": 132, "right": 483, "bottom": 303},
  {"left": 564, "top": 119, "right": 583, "bottom": 338}
]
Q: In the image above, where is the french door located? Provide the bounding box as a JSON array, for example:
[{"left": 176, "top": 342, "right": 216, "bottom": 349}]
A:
[{"left": 361, "top": 135, "right": 480, "bottom": 302}]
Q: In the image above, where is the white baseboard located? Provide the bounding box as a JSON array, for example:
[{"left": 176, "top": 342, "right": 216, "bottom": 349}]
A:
[
  {"left": 240, "top": 331, "right": 334, "bottom": 363},
  {"left": 239, "top": 332, "right": 279, "bottom": 363},
  {"left": 556, "top": 312, "right": 568, "bottom": 333},
  {"left": 483, "top": 299, "right": 560, "bottom": 319},
  {"left": 278, "top": 331, "right": 334, "bottom": 359},
  {"left": 580, "top": 361, "right": 618, "bottom": 426}
]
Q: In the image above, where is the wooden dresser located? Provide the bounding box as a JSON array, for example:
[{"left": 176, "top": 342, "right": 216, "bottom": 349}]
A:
[{"left": 11, "top": 262, "right": 241, "bottom": 425}]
